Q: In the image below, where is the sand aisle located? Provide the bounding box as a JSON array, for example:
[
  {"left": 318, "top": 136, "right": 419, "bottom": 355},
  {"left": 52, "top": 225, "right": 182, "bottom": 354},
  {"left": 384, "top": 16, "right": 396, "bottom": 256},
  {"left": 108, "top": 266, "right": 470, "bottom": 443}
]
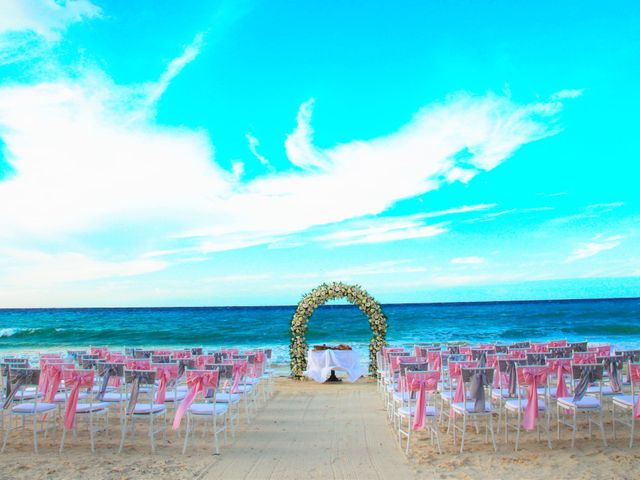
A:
[{"left": 201, "top": 378, "right": 416, "bottom": 480}]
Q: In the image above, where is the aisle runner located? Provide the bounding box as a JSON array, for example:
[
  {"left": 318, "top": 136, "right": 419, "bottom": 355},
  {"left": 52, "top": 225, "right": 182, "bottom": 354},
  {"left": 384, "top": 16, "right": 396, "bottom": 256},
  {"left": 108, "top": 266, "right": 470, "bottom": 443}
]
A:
[{"left": 203, "top": 379, "right": 416, "bottom": 480}]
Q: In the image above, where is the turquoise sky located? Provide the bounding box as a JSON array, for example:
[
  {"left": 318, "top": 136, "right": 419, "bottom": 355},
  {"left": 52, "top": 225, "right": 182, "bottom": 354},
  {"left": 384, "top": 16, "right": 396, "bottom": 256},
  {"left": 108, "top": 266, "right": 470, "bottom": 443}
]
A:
[{"left": 0, "top": 1, "right": 638, "bottom": 307}]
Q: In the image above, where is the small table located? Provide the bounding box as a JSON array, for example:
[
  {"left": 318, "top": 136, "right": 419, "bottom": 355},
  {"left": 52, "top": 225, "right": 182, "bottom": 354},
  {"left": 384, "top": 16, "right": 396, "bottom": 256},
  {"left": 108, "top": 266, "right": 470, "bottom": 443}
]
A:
[{"left": 304, "top": 349, "right": 365, "bottom": 383}]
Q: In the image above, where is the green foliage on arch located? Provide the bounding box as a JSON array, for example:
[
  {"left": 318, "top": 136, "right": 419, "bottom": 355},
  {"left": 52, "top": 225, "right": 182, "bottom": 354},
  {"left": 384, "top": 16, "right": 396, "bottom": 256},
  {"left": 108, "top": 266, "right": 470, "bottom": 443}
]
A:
[{"left": 290, "top": 282, "right": 388, "bottom": 378}]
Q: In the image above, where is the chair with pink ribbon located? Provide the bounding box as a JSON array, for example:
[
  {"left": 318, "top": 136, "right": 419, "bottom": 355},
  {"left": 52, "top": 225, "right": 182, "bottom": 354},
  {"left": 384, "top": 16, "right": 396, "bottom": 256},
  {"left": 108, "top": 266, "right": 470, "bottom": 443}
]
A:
[
  {"left": 450, "top": 366, "right": 497, "bottom": 453},
  {"left": 397, "top": 370, "right": 441, "bottom": 456},
  {"left": 504, "top": 365, "right": 552, "bottom": 450},
  {"left": 1, "top": 368, "right": 57, "bottom": 453},
  {"left": 174, "top": 369, "right": 228, "bottom": 455},
  {"left": 118, "top": 369, "right": 167, "bottom": 454},
  {"left": 205, "top": 363, "right": 240, "bottom": 438},
  {"left": 612, "top": 362, "right": 640, "bottom": 447},
  {"left": 391, "top": 360, "right": 428, "bottom": 429},
  {"left": 152, "top": 362, "right": 186, "bottom": 408},
  {"left": 59, "top": 368, "right": 109, "bottom": 452},
  {"left": 556, "top": 364, "right": 607, "bottom": 448}
]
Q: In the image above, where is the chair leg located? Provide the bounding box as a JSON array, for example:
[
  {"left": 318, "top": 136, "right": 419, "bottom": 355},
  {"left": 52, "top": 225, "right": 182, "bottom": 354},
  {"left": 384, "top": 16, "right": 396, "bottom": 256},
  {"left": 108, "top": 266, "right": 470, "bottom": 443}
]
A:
[
  {"left": 460, "top": 415, "right": 467, "bottom": 453},
  {"left": 60, "top": 427, "right": 67, "bottom": 453},
  {"left": 571, "top": 410, "right": 577, "bottom": 448},
  {"left": 213, "top": 414, "right": 220, "bottom": 455},
  {"left": 182, "top": 414, "right": 191, "bottom": 455},
  {"left": 33, "top": 416, "right": 38, "bottom": 453},
  {"left": 598, "top": 410, "right": 607, "bottom": 447},
  {"left": 631, "top": 415, "right": 635, "bottom": 449},
  {"left": 489, "top": 414, "right": 497, "bottom": 452},
  {"left": 118, "top": 417, "right": 128, "bottom": 454}
]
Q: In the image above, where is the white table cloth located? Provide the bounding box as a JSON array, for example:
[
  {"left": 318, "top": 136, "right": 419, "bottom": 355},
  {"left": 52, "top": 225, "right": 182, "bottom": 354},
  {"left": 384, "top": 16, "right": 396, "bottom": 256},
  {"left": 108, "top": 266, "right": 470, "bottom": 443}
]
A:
[{"left": 304, "top": 349, "right": 365, "bottom": 383}]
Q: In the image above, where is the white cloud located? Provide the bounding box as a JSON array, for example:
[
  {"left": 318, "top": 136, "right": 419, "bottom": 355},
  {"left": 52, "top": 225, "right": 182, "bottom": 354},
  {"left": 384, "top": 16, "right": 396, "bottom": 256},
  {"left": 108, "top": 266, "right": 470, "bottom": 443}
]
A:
[
  {"left": 551, "top": 89, "right": 584, "bottom": 100},
  {"left": 0, "top": 44, "right": 572, "bottom": 289},
  {"left": 245, "top": 132, "right": 270, "bottom": 167},
  {"left": 286, "top": 260, "right": 426, "bottom": 280},
  {"left": 0, "top": 249, "right": 166, "bottom": 286},
  {"left": 144, "top": 33, "right": 204, "bottom": 108},
  {"left": 314, "top": 217, "right": 447, "bottom": 246},
  {"left": 451, "top": 256, "right": 485, "bottom": 265},
  {"left": 566, "top": 235, "right": 625, "bottom": 262},
  {"left": 0, "top": 0, "right": 101, "bottom": 40}
]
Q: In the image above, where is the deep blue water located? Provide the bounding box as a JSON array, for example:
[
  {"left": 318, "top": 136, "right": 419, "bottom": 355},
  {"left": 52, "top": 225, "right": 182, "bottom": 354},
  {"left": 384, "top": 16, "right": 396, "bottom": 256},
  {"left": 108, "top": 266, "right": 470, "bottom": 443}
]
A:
[{"left": 1, "top": 298, "right": 639, "bottom": 362}]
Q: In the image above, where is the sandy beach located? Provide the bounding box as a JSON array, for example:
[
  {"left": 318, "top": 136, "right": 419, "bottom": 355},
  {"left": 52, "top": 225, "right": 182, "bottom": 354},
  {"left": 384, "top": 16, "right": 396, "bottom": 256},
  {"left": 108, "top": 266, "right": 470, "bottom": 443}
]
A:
[{"left": 2, "top": 377, "right": 639, "bottom": 480}]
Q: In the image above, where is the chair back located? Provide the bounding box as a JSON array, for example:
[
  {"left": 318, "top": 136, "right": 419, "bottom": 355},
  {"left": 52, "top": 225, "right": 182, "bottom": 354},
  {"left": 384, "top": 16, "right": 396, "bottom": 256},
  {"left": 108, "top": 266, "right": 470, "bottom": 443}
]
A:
[
  {"left": 588, "top": 345, "right": 611, "bottom": 357},
  {"left": 516, "top": 365, "right": 549, "bottom": 387},
  {"left": 63, "top": 368, "right": 94, "bottom": 388},
  {"left": 571, "top": 364, "right": 604, "bottom": 381},
  {"left": 531, "top": 342, "right": 549, "bottom": 352},
  {"left": 526, "top": 352, "right": 549, "bottom": 365},
  {"left": 548, "top": 346, "right": 572, "bottom": 358},
  {"left": 126, "top": 359, "right": 151, "bottom": 370},
  {"left": 80, "top": 358, "right": 99, "bottom": 369},
  {"left": 404, "top": 371, "right": 440, "bottom": 393},
  {"left": 573, "top": 352, "right": 596, "bottom": 364},
  {"left": 151, "top": 355, "right": 172, "bottom": 364},
  {"left": 449, "top": 360, "right": 479, "bottom": 378},
  {"left": 549, "top": 339, "right": 568, "bottom": 347},
  {"left": 495, "top": 345, "right": 509, "bottom": 354},
  {"left": 461, "top": 366, "right": 495, "bottom": 384},
  {"left": 569, "top": 341, "right": 588, "bottom": 352},
  {"left": 509, "top": 341, "right": 531, "bottom": 349},
  {"left": 619, "top": 350, "right": 640, "bottom": 362}
]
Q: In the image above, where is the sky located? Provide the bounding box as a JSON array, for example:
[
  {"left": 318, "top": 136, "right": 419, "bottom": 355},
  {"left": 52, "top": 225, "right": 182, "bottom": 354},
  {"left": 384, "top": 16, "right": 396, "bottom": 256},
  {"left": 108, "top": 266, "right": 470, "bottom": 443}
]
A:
[{"left": 0, "top": 0, "right": 638, "bottom": 308}]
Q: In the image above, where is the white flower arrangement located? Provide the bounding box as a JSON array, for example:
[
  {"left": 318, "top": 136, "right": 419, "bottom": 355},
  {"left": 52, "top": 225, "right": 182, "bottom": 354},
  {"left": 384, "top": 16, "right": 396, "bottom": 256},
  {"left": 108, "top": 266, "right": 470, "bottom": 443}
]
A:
[{"left": 290, "top": 282, "right": 388, "bottom": 378}]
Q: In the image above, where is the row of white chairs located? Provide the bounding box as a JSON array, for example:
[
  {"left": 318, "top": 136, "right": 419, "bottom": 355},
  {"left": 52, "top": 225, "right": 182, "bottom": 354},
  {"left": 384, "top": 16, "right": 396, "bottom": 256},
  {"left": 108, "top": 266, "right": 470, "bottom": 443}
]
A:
[
  {"left": 376, "top": 342, "right": 640, "bottom": 455},
  {"left": 0, "top": 347, "right": 275, "bottom": 454}
]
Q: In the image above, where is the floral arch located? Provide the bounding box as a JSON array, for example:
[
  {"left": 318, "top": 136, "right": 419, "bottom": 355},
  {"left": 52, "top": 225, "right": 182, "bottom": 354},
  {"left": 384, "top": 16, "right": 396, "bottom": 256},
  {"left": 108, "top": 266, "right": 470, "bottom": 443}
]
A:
[{"left": 290, "top": 282, "right": 388, "bottom": 378}]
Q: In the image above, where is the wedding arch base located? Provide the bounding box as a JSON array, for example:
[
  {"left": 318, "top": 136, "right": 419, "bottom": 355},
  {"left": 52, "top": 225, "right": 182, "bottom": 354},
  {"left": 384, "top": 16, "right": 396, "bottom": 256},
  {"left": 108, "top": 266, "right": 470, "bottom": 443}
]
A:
[{"left": 289, "top": 282, "right": 388, "bottom": 379}]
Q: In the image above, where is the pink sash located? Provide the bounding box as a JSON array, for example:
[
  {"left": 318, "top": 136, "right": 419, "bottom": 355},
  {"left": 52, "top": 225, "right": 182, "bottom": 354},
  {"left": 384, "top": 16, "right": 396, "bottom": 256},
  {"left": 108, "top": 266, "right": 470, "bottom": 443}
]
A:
[
  {"left": 45, "top": 363, "right": 74, "bottom": 402},
  {"left": 126, "top": 359, "right": 151, "bottom": 370},
  {"left": 154, "top": 364, "right": 177, "bottom": 404},
  {"left": 63, "top": 370, "right": 94, "bottom": 429},
  {"left": 231, "top": 361, "right": 247, "bottom": 394},
  {"left": 406, "top": 371, "right": 440, "bottom": 430},
  {"left": 520, "top": 367, "right": 548, "bottom": 431},
  {"left": 427, "top": 351, "right": 442, "bottom": 372},
  {"left": 172, "top": 370, "right": 219, "bottom": 430}
]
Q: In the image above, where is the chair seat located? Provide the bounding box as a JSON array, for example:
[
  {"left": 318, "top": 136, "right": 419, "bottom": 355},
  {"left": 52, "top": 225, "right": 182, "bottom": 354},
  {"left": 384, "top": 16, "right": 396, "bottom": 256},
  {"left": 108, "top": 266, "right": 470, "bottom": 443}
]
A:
[
  {"left": 75, "top": 402, "right": 110, "bottom": 413},
  {"left": 612, "top": 395, "right": 639, "bottom": 408},
  {"left": 164, "top": 390, "right": 187, "bottom": 402},
  {"left": 215, "top": 393, "right": 241, "bottom": 403},
  {"left": 451, "top": 401, "right": 493, "bottom": 413},
  {"left": 101, "top": 392, "right": 130, "bottom": 402},
  {"left": 132, "top": 403, "right": 166, "bottom": 414},
  {"left": 491, "top": 388, "right": 516, "bottom": 399},
  {"left": 233, "top": 385, "right": 253, "bottom": 394},
  {"left": 12, "top": 402, "right": 57, "bottom": 414},
  {"left": 393, "top": 392, "right": 411, "bottom": 402},
  {"left": 189, "top": 403, "right": 229, "bottom": 416},
  {"left": 54, "top": 392, "right": 88, "bottom": 403},
  {"left": 91, "top": 385, "right": 115, "bottom": 394},
  {"left": 504, "top": 399, "right": 546, "bottom": 411},
  {"left": 397, "top": 405, "right": 437, "bottom": 417},
  {"left": 245, "top": 377, "right": 261, "bottom": 385},
  {"left": 586, "top": 385, "right": 622, "bottom": 396},
  {"left": 441, "top": 391, "right": 471, "bottom": 401},
  {"left": 12, "top": 390, "right": 39, "bottom": 401},
  {"left": 557, "top": 396, "right": 601, "bottom": 409}
]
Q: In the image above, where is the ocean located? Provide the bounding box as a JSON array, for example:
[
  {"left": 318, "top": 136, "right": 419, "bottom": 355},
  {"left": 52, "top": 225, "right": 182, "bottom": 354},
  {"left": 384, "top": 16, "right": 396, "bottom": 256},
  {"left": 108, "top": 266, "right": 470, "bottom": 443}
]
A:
[{"left": 1, "top": 297, "right": 639, "bottom": 364}]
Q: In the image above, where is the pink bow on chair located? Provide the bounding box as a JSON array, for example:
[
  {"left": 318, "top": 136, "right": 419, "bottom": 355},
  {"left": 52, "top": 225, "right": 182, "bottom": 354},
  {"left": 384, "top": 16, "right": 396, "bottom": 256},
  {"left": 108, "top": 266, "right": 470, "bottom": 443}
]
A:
[
  {"left": 231, "top": 361, "right": 247, "bottom": 394},
  {"left": 63, "top": 370, "right": 94, "bottom": 429},
  {"left": 45, "top": 363, "right": 73, "bottom": 403},
  {"left": 520, "top": 367, "right": 548, "bottom": 431},
  {"left": 172, "top": 370, "right": 219, "bottom": 430},
  {"left": 547, "top": 358, "right": 571, "bottom": 400},
  {"left": 154, "top": 364, "right": 177, "bottom": 404},
  {"left": 407, "top": 371, "right": 440, "bottom": 430}
]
